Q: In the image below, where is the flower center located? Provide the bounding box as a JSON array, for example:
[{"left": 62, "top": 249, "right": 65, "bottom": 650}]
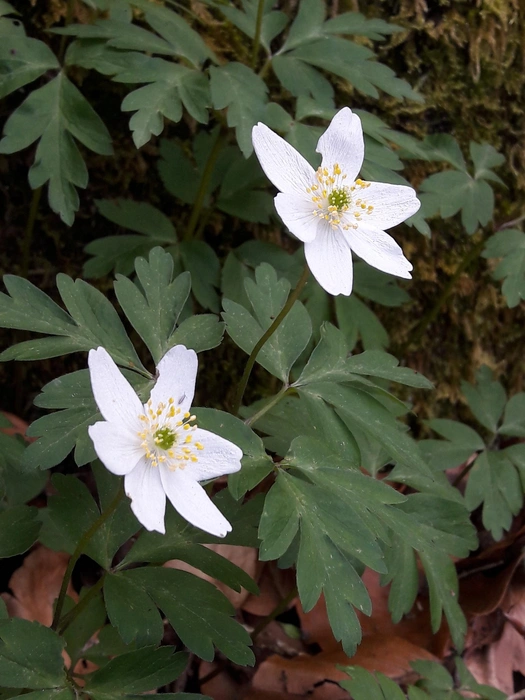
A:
[
  {"left": 306, "top": 164, "right": 374, "bottom": 231},
  {"left": 328, "top": 188, "right": 351, "bottom": 210},
  {"left": 137, "top": 397, "right": 204, "bottom": 470},
  {"left": 153, "top": 426, "right": 176, "bottom": 450}
]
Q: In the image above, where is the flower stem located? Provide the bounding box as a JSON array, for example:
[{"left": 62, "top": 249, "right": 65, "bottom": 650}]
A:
[
  {"left": 51, "top": 485, "right": 125, "bottom": 631},
  {"left": 232, "top": 265, "right": 309, "bottom": 415},
  {"left": 404, "top": 235, "right": 486, "bottom": 351},
  {"left": 245, "top": 384, "right": 291, "bottom": 427},
  {"left": 251, "top": 0, "right": 265, "bottom": 69},
  {"left": 183, "top": 130, "right": 226, "bottom": 241}
]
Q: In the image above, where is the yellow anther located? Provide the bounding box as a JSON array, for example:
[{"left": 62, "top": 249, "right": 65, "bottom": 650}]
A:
[
  {"left": 190, "top": 456, "right": 198, "bottom": 462},
  {"left": 195, "top": 442, "right": 204, "bottom": 450},
  {"left": 185, "top": 435, "right": 192, "bottom": 443},
  {"left": 169, "top": 397, "right": 174, "bottom": 404},
  {"left": 176, "top": 420, "right": 183, "bottom": 426},
  {"left": 168, "top": 449, "right": 174, "bottom": 458},
  {"left": 183, "top": 412, "right": 190, "bottom": 418},
  {"left": 176, "top": 454, "right": 183, "bottom": 460},
  {"left": 361, "top": 203, "right": 366, "bottom": 209},
  {"left": 183, "top": 424, "right": 190, "bottom": 431},
  {"left": 158, "top": 455, "right": 166, "bottom": 462}
]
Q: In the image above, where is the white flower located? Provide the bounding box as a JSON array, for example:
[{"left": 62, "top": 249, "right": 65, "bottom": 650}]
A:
[
  {"left": 87, "top": 345, "right": 242, "bottom": 537},
  {"left": 252, "top": 107, "right": 421, "bottom": 296}
]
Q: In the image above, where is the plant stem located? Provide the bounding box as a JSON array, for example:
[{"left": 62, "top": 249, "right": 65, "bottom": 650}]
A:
[
  {"left": 20, "top": 187, "right": 42, "bottom": 279},
  {"left": 251, "top": 0, "right": 265, "bottom": 69},
  {"left": 231, "top": 265, "right": 309, "bottom": 415},
  {"left": 57, "top": 575, "right": 106, "bottom": 635},
  {"left": 404, "top": 235, "right": 486, "bottom": 351},
  {"left": 51, "top": 485, "right": 125, "bottom": 631},
  {"left": 184, "top": 130, "right": 225, "bottom": 241},
  {"left": 245, "top": 384, "right": 290, "bottom": 427},
  {"left": 250, "top": 586, "right": 298, "bottom": 641}
]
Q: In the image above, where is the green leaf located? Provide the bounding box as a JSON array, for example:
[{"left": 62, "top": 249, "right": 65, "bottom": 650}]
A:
[
  {"left": 465, "top": 450, "right": 522, "bottom": 540},
  {"left": 140, "top": 1, "right": 216, "bottom": 66},
  {"left": 62, "top": 587, "right": 106, "bottom": 664},
  {"left": 0, "top": 506, "right": 40, "bottom": 557},
  {"left": 209, "top": 63, "right": 268, "bottom": 156},
  {"left": 420, "top": 162, "right": 497, "bottom": 234},
  {"left": 0, "top": 618, "right": 65, "bottom": 688},
  {"left": 222, "top": 263, "right": 312, "bottom": 383},
  {"left": 461, "top": 365, "right": 506, "bottom": 433},
  {"left": 325, "top": 12, "right": 404, "bottom": 40},
  {"left": 353, "top": 262, "right": 410, "bottom": 307},
  {"left": 167, "top": 314, "right": 224, "bottom": 354},
  {"left": 117, "top": 57, "right": 209, "bottom": 147},
  {"left": 0, "top": 271, "right": 144, "bottom": 369},
  {"left": 179, "top": 241, "right": 220, "bottom": 312},
  {"left": 0, "top": 1, "right": 17, "bottom": 16},
  {"left": 158, "top": 129, "right": 232, "bottom": 205},
  {"left": 83, "top": 646, "right": 187, "bottom": 695},
  {"left": 300, "top": 382, "right": 431, "bottom": 480},
  {"left": 420, "top": 418, "right": 484, "bottom": 471},
  {"left": 114, "top": 248, "right": 190, "bottom": 364},
  {"left": 104, "top": 574, "right": 164, "bottom": 647},
  {"left": 470, "top": 142, "right": 505, "bottom": 183},
  {"left": 483, "top": 229, "right": 525, "bottom": 308},
  {"left": 220, "top": 0, "right": 287, "bottom": 52},
  {"left": 345, "top": 350, "right": 433, "bottom": 389},
  {"left": 0, "top": 35, "right": 59, "bottom": 99},
  {"left": 23, "top": 370, "right": 98, "bottom": 469},
  {"left": 260, "top": 468, "right": 385, "bottom": 655},
  {"left": 340, "top": 667, "right": 406, "bottom": 700},
  {"left": 499, "top": 393, "right": 525, "bottom": 437},
  {"left": 455, "top": 657, "right": 506, "bottom": 699},
  {"left": 0, "top": 429, "right": 46, "bottom": 505},
  {"left": 95, "top": 198, "right": 177, "bottom": 238},
  {"left": 120, "top": 568, "right": 255, "bottom": 665},
  {"left": 39, "top": 474, "right": 137, "bottom": 569},
  {"left": 0, "top": 73, "right": 112, "bottom": 225},
  {"left": 193, "top": 408, "right": 273, "bottom": 500},
  {"left": 335, "top": 293, "right": 389, "bottom": 350}
]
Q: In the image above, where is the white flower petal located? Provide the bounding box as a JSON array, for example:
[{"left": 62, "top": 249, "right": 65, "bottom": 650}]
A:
[
  {"left": 125, "top": 459, "right": 166, "bottom": 534},
  {"left": 88, "top": 421, "right": 143, "bottom": 476},
  {"left": 345, "top": 224, "right": 413, "bottom": 279},
  {"left": 363, "top": 182, "right": 421, "bottom": 229},
  {"left": 160, "top": 468, "right": 232, "bottom": 537},
  {"left": 149, "top": 345, "right": 197, "bottom": 414},
  {"left": 188, "top": 428, "right": 242, "bottom": 482},
  {"left": 304, "top": 222, "right": 354, "bottom": 296},
  {"left": 252, "top": 123, "right": 315, "bottom": 196},
  {"left": 275, "top": 192, "right": 319, "bottom": 242},
  {"left": 88, "top": 347, "right": 143, "bottom": 428},
  {"left": 316, "top": 107, "right": 364, "bottom": 183}
]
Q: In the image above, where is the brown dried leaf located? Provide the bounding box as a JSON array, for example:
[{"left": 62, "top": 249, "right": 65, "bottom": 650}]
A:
[{"left": 2, "top": 545, "right": 75, "bottom": 625}]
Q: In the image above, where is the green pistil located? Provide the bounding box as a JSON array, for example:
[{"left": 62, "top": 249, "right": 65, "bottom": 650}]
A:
[
  {"left": 154, "top": 426, "right": 176, "bottom": 450},
  {"left": 328, "top": 188, "right": 350, "bottom": 210}
]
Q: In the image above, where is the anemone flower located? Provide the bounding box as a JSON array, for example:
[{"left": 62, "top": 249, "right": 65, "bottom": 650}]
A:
[
  {"left": 88, "top": 345, "right": 242, "bottom": 536},
  {"left": 252, "top": 107, "right": 420, "bottom": 296}
]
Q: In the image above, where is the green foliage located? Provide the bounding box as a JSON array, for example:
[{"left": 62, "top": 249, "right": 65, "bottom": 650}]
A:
[
  {"left": 0, "top": 72, "right": 112, "bottom": 225},
  {"left": 0, "top": 2, "right": 520, "bottom": 698},
  {"left": 223, "top": 264, "right": 312, "bottom": 382},
  {"left": 483, "top": 228, "right": 525, "bottom": 307},
  {"left": 0, "top": 618, "right": 66, "bottom": 689},
  {"left": 0, "top": 248, "right": 223, "bottom": 469},
  {"left": 340, "top": 657, "right": 505, "bottom": 699},
  {"left": 422, "top": 365, "right": 525, "bottom": 540},
  {"left": 419, "top": 137, "right": 504, "bottom": 234}
]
